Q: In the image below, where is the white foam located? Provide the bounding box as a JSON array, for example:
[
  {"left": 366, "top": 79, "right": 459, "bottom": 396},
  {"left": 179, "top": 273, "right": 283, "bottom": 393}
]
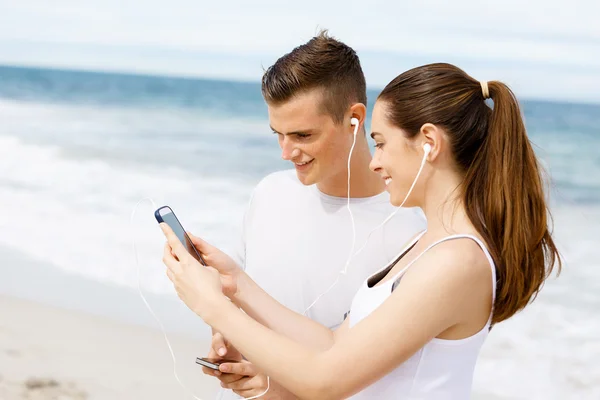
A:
[
  {"left": 0, "top": 135, "right": 251, "bottom": 295},
  {"left": 473, "top": 206, "right": 600, "bottom": 399}
]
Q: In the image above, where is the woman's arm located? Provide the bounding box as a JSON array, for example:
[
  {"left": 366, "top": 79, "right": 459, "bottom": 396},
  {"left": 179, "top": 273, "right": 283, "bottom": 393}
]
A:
[
  {"left": 231, "top": 271, "right": 335, "bottom": 350},
  {"left": 184, "top": 228, "right": 336, "bottom": 349},
  {"left": 205, "top": 240, "right": 493, "bottom": 399}
]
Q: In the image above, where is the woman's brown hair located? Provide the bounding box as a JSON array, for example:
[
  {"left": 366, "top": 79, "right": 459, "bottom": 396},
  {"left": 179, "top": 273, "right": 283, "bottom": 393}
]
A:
[{"left": 378, "top": 63, "right": 561, "bottom": 324}]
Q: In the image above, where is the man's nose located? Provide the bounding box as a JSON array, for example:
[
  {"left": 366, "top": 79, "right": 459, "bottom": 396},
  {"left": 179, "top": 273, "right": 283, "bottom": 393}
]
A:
[{"left": 282, "top": 143, "right": 300, "bottom": 161}]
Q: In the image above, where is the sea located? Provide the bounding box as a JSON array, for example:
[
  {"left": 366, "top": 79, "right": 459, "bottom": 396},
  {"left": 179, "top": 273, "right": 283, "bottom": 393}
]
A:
[{"left": 0, "top": 65, "right": 598, "bottom": 399}]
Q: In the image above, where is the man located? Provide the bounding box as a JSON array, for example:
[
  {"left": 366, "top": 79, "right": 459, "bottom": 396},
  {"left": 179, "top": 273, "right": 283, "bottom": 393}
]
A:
[{"left": 206, "top": 31, "right": 426, "bottom": 399}]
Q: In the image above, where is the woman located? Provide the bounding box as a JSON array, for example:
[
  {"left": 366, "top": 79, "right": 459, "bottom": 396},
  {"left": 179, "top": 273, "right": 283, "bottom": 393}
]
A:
[{"left": 161, "top": 63, "right": 561, "bottom": 399}]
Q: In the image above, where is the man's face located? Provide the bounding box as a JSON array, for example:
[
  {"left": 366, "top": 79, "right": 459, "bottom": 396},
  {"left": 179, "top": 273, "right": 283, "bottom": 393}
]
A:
[{"left": 268, "top": 89, "right": 351, "bottom": 186}]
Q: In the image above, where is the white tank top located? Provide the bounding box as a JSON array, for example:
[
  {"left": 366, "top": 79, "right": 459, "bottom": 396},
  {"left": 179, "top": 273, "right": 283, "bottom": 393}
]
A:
[{"left": 347, "top": 232, "right": 497, "bottom": 400}]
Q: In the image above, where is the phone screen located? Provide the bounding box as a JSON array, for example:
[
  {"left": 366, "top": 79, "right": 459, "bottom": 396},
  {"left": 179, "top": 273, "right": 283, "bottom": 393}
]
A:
[{"left": 156, "top": 206, "right": 207, "bottom": 265}]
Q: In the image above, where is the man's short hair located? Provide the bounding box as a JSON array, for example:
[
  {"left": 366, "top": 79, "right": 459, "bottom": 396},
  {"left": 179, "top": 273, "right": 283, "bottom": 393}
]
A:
[{"left": 261, "top": 30, "right": 367, "bottom": 125}]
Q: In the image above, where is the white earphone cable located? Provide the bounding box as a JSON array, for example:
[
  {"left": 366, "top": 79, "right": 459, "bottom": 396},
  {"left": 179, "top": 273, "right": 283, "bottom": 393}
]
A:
[{"left": 131, "top": 197, "right": 269, "bottom": 400}]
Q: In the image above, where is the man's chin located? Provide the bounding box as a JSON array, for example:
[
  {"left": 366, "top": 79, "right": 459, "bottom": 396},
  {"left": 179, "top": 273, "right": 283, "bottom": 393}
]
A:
[{"left": 295, "top": 169, "right": 317, "bottom": 186}]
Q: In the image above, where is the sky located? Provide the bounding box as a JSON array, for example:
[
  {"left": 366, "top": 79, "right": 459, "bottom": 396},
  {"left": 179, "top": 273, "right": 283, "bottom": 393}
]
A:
[{"left": 0, "top": 0, "right": 599, "bottom": 103}]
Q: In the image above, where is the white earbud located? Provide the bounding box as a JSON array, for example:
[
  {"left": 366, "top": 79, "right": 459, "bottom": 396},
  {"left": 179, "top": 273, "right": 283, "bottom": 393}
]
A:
[
  {"left": 423, "top": 143, "right": 432, "bottom": 155},
  {"left": 350, "top": 118, "right": 360, "bottom": 139}
]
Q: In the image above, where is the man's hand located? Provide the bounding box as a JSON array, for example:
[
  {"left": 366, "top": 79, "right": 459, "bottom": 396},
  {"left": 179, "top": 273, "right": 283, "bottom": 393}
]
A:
[
  {"left": 218, "top": 361, "right": 297, "bottom": 399},
  {"left": 201, "top": 331, "right": 243, "bottom": 378},
  {"left": 217, "top": 360, "right": 268, "bottom": 398},
  {"left": 203, "top": 332, "right": 297, "bottom": 399}
]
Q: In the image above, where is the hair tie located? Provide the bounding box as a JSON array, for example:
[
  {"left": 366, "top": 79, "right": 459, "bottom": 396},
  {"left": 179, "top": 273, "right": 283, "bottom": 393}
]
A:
[{"left": 480, "top": 81, "right": 490, "bottom": 99}]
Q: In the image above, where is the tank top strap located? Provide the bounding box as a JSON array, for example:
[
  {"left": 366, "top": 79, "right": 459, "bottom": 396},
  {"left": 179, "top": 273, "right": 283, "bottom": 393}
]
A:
[{"left": 370, "top": 230, "right": 427, "bottom": 278}]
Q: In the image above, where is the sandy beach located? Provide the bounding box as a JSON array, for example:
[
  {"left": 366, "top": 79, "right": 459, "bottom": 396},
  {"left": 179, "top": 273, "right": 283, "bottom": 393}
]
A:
[{"left": 0, "top": 295, "right": 220, "bottom": 400}]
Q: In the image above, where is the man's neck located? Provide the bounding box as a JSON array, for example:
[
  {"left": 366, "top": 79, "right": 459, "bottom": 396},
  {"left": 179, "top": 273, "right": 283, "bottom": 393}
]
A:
[{"left": 316, "top": 144, "right": 385, "bottom": 198}]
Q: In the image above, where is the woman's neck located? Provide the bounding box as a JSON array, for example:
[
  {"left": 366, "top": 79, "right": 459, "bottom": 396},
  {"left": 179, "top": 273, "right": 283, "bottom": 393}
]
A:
[{"left": 420, "top": 171, "right": 478, "bottom": 239}]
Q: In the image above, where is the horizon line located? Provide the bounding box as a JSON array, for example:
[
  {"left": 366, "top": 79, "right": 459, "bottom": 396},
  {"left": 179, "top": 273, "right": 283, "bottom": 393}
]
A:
[{"left": 1, "top": 62, "right": 600, "bottom": 108}]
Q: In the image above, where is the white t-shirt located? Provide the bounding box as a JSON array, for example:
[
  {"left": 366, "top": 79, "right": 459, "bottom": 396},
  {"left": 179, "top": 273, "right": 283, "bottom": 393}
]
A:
[{"left": 218, "top": 169, "right": 426, "bottom": 400}]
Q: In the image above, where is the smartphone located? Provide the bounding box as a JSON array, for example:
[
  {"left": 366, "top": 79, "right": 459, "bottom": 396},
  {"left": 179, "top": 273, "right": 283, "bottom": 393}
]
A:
[
  {"left": 196, "top": 357, "right": 239, "bottom": 371},
  {"left": 154, "top": 205, "right": 207, "bottom": 265}
]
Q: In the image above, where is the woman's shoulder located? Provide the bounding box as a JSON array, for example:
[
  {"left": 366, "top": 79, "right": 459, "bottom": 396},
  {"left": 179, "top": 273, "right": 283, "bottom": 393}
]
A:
[{"left": 403, "top": 235, "right": 493, "bottom": 288}]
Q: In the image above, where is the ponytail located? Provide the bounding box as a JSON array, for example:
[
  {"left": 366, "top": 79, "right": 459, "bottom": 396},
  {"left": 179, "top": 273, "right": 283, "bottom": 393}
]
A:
[{"left": 463, "top": 81, "right": 562, "bottom": 324}]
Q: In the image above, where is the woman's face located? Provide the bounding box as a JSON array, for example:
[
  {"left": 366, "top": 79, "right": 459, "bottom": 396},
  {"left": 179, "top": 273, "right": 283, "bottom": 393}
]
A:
[{"left": 369, "top": 100, "right": 426, "bottom": 208}]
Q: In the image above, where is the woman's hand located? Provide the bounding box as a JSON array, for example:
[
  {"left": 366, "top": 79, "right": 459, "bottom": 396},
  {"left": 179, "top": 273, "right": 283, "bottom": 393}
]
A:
[
  {"left": 160, "top": 223, "right": 227, "bottom": 320},
  {"left": 187, "top": 232, "right": 243, "bottom": 299}
]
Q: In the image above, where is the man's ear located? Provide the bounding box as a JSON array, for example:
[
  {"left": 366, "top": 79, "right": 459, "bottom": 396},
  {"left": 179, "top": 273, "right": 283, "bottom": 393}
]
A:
[{"left": 348, "top": 102, "right": 367, "bottom": 132}]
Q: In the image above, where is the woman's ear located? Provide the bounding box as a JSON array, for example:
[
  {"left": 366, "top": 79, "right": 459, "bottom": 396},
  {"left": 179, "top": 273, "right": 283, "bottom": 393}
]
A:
[{"left": 419, "top": 123, "right": 443, "bottom": 161}]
